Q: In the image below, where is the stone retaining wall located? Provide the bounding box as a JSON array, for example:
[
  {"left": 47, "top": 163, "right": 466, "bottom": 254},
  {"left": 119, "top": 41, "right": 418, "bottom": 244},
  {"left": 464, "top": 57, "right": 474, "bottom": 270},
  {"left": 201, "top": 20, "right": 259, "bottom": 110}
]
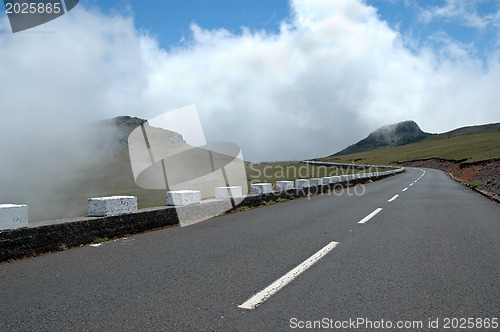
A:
[{"left": 0, "top": 168, "right": 403, "bottom": 263}]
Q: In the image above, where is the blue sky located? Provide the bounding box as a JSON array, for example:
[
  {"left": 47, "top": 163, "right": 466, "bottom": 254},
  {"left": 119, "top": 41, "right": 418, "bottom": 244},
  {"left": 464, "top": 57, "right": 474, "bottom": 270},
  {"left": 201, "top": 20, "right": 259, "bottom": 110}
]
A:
[
  {"left": 367, "top": 0, "right": 500, "bottom": 60},
  {"left": 89, "top": 0, "right": 500, "bottom": 60},
  {"left": 87, "top": 0, "right": 291, "bottom": 49},
  {"left": 1, "top": 0, "right": 500, "bottom": 161}
]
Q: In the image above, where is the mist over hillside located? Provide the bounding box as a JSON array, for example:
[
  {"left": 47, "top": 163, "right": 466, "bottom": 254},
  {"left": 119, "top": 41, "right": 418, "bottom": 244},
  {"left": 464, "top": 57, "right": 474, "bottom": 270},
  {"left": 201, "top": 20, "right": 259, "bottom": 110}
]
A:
[
  {"left": 333, "top": 120, "right": 429, "bottom": 156},
  {"left": 0, "top": 116, "right": 186, "bottom": 222},
  {"left": 333, "top": 120, "right": 500, "bottom": 156}
]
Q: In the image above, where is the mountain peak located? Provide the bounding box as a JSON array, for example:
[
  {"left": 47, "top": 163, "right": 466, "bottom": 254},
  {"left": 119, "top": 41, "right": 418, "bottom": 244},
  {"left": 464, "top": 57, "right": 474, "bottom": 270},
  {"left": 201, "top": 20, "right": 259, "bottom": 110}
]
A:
[
  {"left": 333, "top": 120, "right": 429, "bottom": 156},
  {"left": 368, "top": 120, "right": 426, "bottom": 145}
]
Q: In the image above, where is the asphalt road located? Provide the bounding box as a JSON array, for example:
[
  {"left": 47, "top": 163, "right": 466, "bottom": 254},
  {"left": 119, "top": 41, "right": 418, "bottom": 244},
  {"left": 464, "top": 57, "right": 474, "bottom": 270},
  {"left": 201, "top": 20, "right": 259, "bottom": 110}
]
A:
[{"left": 1, "top": 168, "right": 499, "bottom": 331}]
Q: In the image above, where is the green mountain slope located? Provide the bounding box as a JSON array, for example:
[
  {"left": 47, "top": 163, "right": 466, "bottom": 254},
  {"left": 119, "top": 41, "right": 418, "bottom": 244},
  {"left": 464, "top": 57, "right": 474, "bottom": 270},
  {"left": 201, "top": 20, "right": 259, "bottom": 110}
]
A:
[
  {"left": 333, "top": 121, "right": 500, "bottom": 156},
  {"left": 321, "top": 131, "right": 500, "bottom": 165}
]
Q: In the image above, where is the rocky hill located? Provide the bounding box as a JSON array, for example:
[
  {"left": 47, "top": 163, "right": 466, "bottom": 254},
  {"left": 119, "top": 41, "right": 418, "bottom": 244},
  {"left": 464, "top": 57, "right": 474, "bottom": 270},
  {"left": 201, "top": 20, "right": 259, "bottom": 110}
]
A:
[
  {"left": 333, "top": 120, "right": 500, "bottom": 156},
  {"left": 333, "top": 120, "right": 430, "bottom": 156},
  {"left": 90, "top": 116, "right": 185, "bottom": 151}
]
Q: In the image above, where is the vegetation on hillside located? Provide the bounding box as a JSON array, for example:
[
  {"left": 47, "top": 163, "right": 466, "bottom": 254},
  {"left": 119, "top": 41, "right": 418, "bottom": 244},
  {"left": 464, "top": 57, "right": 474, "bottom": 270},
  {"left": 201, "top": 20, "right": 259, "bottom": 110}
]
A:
[
  {"left": 320, "top": 132, "right": 500, "bottom": 165},
  {"left": 332, "top": 120, "right": 500, "bottom": 157},
  {"left": 245, "top": 161, "right": 379, "bottom": 185}
]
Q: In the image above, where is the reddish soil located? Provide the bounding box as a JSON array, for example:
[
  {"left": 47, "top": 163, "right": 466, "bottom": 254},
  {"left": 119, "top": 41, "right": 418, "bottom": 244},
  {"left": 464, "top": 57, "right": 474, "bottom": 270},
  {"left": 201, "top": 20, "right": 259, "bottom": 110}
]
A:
[{"left": 399, "top": 158, "right": 500, "bottom": 200}]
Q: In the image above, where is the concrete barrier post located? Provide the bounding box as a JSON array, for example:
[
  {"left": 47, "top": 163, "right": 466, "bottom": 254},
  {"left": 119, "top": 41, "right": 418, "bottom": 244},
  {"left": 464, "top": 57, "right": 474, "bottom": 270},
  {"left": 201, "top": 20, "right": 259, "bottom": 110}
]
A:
[
  {"left": 330, "top": 176, "right": 341, "bottom": 183},
  {"left": 0, "top": 204, "right": 28, "bottom": 231},
  {"left": 88, "top": 196, "right": 138, "bottom": 217},
  {"left": 166, "top": 190, "right": 201, "bottom": 206},
  {"left": 321, "top": 177, "right": 331, "bottom": 184},
  {"left": 309, "top": 178, "right": 323, "bottom": 186},
  {"left": 295, "top": 179, "right": 310, "bottom": 188},
  {"left": 215, "top": 186, "right": 243, "bottom": 199},
  {"left": 250, "top": 183, "right": 273, "bottom": 195},
  {"left": 340, "top": 175, "right": 351, "bottom": 182},
  {"left": 276, "top": 181, "right": 294, "bottom": 191}
]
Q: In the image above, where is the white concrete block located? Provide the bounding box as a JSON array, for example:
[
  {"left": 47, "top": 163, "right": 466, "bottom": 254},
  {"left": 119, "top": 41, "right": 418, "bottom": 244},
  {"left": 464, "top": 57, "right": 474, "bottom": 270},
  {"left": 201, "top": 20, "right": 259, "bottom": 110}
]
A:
[
  {"left": 215, "top": 186, "right": 243, "bottom": 199},
  {"left": 276, "top": 181, "right": 294, "bottom": 191},
  {"left": 250, "top": 183, "right": 273, "bottom": 195},
  {"left": 166, "top": 190, "right": 201, "bottom": 206},
  {"left": 0, "top": 204, "right": 28, "bottom": 230},
  {"left": 341, "top": 175, "right": 352, "bottom": 182},
  {"left": 330, "top": 176, "right": 342, "bottom": 183},
  {"left": 309, "top": 178, "right": 323, "bottom": 186},
  {"left": 295, "top": 179, "right": 310, "bottom": 188},
  {"left": 88, "top": 196, "right": 137, "bottom": 217},
  {"left": 322, "top": 177, "right": 331, "bottom": 184}
]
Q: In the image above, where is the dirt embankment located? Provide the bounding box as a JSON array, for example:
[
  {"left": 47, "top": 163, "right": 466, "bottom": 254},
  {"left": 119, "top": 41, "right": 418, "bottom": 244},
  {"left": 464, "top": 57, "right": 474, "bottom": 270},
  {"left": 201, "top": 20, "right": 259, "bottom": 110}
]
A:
[{"left": 398, "top": 158, "right": 500, "bottom": 200}]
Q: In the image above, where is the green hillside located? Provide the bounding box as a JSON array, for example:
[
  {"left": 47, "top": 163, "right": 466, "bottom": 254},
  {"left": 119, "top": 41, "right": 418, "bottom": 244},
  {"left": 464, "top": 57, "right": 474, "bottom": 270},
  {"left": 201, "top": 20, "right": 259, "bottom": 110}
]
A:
[
  {"left": 332, "top": 121, "right": 500, "bottom": 157},
  {"left": 320, "top": 131, "right": 500, "bottom": 165}
]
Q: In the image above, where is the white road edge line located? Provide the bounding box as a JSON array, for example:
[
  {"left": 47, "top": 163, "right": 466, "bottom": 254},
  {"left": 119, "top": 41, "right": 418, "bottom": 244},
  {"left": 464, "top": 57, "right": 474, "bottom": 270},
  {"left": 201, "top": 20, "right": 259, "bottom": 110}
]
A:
[
  {"left": 402, "top": 188, "right": 408, "bottom": 192},
  {"left": 358, "top": 208, "right": 383, "bottom": 224},
  {"left": 238, "top": 241, "right": 339, "bottom": 310},
  {"left": 388, "top": 194, "right": 399, "bottom": 202}
]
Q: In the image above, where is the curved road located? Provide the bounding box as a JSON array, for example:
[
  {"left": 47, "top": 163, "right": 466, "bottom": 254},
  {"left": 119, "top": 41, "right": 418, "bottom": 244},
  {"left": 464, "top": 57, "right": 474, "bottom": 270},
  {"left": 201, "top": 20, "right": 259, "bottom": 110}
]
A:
[{"left": 1, "top": 168, "right": 499, "bottom": 331}]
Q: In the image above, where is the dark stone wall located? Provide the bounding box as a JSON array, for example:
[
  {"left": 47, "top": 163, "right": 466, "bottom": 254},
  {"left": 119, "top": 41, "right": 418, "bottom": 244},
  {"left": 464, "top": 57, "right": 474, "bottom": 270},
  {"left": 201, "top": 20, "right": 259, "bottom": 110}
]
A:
[
  {"left": 0, "top": 173, "right": 395, "bottom": 263},
  {"left": 231, "top": 175, "right": 388, "bottom": 210},
  {"left": 0, "top": 207, "right": 179, "bottom": 262}
]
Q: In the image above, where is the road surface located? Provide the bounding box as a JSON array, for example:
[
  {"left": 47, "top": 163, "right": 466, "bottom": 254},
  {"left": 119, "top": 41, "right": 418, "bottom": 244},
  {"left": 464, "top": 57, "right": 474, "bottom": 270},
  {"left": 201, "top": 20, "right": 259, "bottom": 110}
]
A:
[{"left": 1, "top": 168, "right": 499, "bottom": 331}]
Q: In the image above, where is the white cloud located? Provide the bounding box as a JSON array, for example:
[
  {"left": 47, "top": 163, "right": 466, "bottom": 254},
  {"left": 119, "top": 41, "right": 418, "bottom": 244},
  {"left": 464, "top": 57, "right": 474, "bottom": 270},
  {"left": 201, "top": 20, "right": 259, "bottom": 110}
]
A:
[
  {"left": 419, "top": 0, "right": 500, "bottom": 29},
  {"left": 0, "top": 0, "right": 499, "bottom": 167}
]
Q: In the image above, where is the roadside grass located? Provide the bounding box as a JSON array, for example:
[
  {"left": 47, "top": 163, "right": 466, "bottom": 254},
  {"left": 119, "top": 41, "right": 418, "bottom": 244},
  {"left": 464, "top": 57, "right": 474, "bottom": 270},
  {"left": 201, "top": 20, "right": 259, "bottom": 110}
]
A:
[
  {"left": 92, "top": 236, "right": 108, "bottom": 243},
  {"left": 245, "top": 161, "right": 381, "bottom": 185},
  {"left": 319, "top": 132, "right": 500, "bottom": 165},
  {"left": 227, "top": 195, "right": 295, "bottom": 215},
  {"left": 465, "top": 179, "right": 494, "bottom": 190}
]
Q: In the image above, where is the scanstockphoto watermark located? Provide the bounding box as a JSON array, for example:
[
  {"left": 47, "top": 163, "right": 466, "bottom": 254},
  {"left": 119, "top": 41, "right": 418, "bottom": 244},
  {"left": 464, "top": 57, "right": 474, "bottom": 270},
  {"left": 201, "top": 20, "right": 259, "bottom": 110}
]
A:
[
  {"left": 248, "top": 163, "right": 368, "bottom": 197},
  {"left": 3, "top": 0, "right": 79, "bottom": 33},
  {"left": 290, "top": 317, "right": 499, "bottom": 330},
  {"left": 290, "top": 317, "right": 424, "bottom": 330},
  {"left": 248, "top": 163, "right": 370, "bottom": 180},
  {"left": 300, "top": 182, "right": 366, "bottom": 198}
]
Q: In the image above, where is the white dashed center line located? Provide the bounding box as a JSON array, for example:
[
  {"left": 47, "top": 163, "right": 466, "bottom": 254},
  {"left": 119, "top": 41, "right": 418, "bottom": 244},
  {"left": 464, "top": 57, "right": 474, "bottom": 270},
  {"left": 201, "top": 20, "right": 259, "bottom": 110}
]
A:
[
  {"left": 238, "top": 241, "right": 339, "bottom": 310},
  {"left": 402, "top": 188, "right": 408, "bottom": 192},
  {"left": 388, "top": 195, "right": 399, "bottom": 202},
  {"left": 358, "top": 208, "right": 383, "bottom": 224}
]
